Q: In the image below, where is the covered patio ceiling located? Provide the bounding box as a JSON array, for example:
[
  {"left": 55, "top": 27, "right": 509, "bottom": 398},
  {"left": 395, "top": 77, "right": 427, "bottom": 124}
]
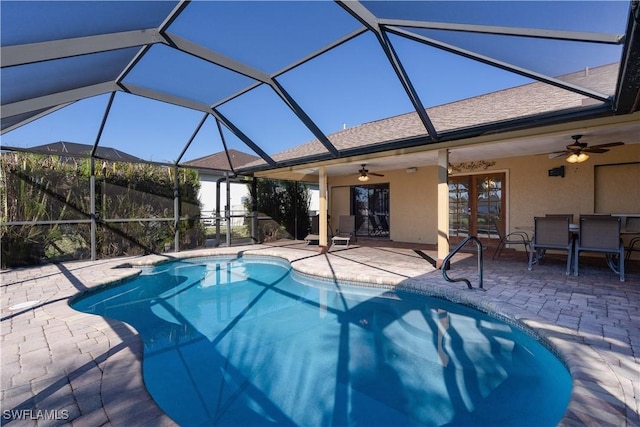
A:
[{"left": 2, "top": 1, "right": 640, "bottom": 177}]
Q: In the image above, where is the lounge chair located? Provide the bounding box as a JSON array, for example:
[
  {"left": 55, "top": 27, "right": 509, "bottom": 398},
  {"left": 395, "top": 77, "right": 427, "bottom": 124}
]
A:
[
  {"left": 332, "top": 215, "right": 356, "bottom": 247},
  {"left": 304, "top": 215, "right": 320, "bottom": 245},
  {"left": 305, "top": 214, "right": 334, "bottom": 245}
]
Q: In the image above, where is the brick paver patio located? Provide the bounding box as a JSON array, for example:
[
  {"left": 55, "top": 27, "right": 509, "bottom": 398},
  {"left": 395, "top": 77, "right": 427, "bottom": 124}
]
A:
[{"left": 1, "top": 241, "right": 638, "bottom": 426}]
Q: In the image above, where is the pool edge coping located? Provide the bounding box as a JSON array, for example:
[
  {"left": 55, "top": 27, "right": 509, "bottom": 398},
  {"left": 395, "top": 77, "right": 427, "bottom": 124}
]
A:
[{"left": 63, "top": 247, "right": 625, "bottom": 426}]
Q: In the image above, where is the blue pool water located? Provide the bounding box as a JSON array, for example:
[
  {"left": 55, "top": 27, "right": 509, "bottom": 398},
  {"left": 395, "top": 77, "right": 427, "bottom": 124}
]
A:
[{"left": 71, "top": 256, "right": 571, "bottom": 426}]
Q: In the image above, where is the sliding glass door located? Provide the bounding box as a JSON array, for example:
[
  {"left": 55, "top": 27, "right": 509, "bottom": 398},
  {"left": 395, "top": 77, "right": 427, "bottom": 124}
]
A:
[{"left": 351, "top": 184, "right": 390, "bottom": 237}]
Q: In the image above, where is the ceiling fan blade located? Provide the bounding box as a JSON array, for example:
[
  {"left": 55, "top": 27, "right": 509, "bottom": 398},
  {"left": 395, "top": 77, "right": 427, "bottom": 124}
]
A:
[
  {"left": 583, "top": 148, "right": 609, "bottom": 154},
  {"left": 588, "top": 141, "right": 624, "bottom": 149},
  {"left": 370, "top": 172, "right": 385, "bottom": 177},
  {"left": 549, "top": 152, "right": 568, "bottom": 158}
]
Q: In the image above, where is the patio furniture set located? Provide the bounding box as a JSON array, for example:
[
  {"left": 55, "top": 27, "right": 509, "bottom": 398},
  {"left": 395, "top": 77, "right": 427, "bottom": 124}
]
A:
[{"left": 495, "top": 214, "right": 639, "bottom": 282}]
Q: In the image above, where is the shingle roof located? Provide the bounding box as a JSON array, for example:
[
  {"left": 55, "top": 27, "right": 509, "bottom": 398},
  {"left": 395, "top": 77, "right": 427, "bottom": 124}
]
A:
[
  {"left": 184, "top": 149, "right": 260, "bottom": 171},
  {"left": 27, "top": 141, "right": 142, "bottom": 162},
  {"left": 241, "top": 63, "right": 619, "bottom": 169}
]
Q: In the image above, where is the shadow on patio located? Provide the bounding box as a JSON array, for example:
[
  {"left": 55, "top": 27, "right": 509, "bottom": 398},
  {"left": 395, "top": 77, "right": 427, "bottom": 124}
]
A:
[{"left": 1, "top": 240, "right": 638, "bottom": 426}]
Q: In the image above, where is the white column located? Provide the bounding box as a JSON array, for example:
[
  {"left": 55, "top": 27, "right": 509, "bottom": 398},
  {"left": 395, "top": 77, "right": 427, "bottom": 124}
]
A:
[
  {"left": 437, "top": 149, "right": 450, "bottom": 267},
  {"left": 319, "top": 167, "right": 328, "bottom": 247}
]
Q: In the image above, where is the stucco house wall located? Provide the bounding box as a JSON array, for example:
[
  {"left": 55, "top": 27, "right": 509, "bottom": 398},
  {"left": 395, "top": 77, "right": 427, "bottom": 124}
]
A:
[
  {"left": 506, "top": 143, "right": 639, "bottom": 229},
  {"left": 327, "top": 144, "right": 639, "bottom": 249},
  {"left": 328, "top": 167, "right": 438, "bottom": 243}
]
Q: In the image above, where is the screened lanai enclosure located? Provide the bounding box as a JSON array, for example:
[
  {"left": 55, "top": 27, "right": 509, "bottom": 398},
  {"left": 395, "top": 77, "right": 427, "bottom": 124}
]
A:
[
  {"left": 0, "top": 147, "right": 314, "bottom": 267},
  {"left": 2, "top": 1, "right": 639, "bottom": 266}
]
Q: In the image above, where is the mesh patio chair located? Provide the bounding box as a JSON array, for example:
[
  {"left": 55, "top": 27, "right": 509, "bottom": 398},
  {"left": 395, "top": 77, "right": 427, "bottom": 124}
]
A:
[
  {"left": 332, "top": 215, "right": 356, "bottom": 247},
  {"left": 627, "top": 237, "right": 640, "bottom": 264},
  {"left": 492, "top": 218, "right": 530, "bottom": 260},
  {"left": 624, "top": 217, "right": 640, "bottom": 267},
  {"left": 528, "top": 216, "right": 573, "bottom": 275},
  {"left": 574, "top": 216, "right": 624, "bottom": 281},
  {"left": 545, "top": 214, "right": 574, "bottom": 223}
]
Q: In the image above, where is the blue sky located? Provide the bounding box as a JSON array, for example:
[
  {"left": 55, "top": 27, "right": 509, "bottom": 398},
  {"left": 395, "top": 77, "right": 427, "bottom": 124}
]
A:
[{"left": 1, "top": 1, "right": 631, "bottom": 164}]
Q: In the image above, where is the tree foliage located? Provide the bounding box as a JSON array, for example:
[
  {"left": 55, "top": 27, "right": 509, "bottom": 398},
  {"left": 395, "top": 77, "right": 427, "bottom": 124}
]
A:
[
  {"left": 1, "top": 152, "right": 203, "bottom": 267},
  {"left": 245, "top": 178, "right": 311, "bottom": 242}
]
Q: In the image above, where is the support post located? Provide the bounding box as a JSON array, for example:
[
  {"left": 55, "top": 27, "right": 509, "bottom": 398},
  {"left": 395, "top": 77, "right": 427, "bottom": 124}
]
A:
[
  {"left": 216, "top": 178, "right": 222, "bottom": 244},
  {"left": 251, "top": 177, "right": 258, "bottom": 244},
  {"left": 225, "top": 172, "right": 231, "bottom": 247},
  {"left": 294, "top": 181, "right": 299, "bottom": 241},
  {"left": 90, "top": 158, "right": 96, "bottom": 261},
  {"left": 437, "top": 149, "right": 450, "bottom": 268},
  {"left": 173, "top": 165, "right": 180, "bottom": 252},
  {"left": 319, "top": 167, "right": 328, "bottom": 249}
]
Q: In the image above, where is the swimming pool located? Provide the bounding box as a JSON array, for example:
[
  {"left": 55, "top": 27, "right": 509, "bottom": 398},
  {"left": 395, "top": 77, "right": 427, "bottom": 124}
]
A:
[{"left": 71, "top": 256, "right": 571, "bottom": 426}]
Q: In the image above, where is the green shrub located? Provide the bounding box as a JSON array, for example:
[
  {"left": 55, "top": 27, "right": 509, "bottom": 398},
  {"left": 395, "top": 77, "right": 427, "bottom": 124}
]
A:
[
  {"left": 1, "top": 153, "right": 203, "bottom": 268},
  {"left": 245, "top": 178, "right": 310, "bottom": 242}
]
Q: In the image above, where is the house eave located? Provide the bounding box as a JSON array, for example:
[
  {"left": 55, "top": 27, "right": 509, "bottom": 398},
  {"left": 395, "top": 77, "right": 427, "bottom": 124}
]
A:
[{"left": 237, "top": 102, "right": 616, "bottom": 176}]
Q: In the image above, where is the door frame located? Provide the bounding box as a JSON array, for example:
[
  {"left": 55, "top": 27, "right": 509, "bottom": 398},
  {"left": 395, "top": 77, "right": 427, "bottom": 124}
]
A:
[
  {"left": 449, "top": 169, "right": 510, "bottom": 244},
  {"left": 350, "top": 183, "right": 390, "bottom": 237}
]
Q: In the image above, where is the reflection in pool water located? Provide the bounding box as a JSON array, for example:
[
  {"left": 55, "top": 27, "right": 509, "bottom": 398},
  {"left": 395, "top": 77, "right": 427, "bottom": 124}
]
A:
[{"left": 71, "top": 256, "right": 571, "bottom": 426}]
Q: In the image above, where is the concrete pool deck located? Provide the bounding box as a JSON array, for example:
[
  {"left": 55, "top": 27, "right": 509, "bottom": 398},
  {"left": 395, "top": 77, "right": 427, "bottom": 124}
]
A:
[{"left": 1, "top": 241, "right": 638, "bottom": 426}]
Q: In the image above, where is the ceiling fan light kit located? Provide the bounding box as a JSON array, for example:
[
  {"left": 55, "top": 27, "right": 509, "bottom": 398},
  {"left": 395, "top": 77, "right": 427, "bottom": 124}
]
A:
[
  {"left": 357, "top": 164, "right": 383, "bottom": 182},
  {"left": 566, "top": 152, "right": 589, "bottom": 163},
  {"left": 547, "top": 135, "right": 624, "bottom": 164}
]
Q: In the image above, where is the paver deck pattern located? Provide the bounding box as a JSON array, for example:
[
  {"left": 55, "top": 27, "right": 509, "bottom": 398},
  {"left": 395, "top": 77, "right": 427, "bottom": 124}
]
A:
[{"left": 1, "top": 241, "right": 638, "bottom": 426}]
